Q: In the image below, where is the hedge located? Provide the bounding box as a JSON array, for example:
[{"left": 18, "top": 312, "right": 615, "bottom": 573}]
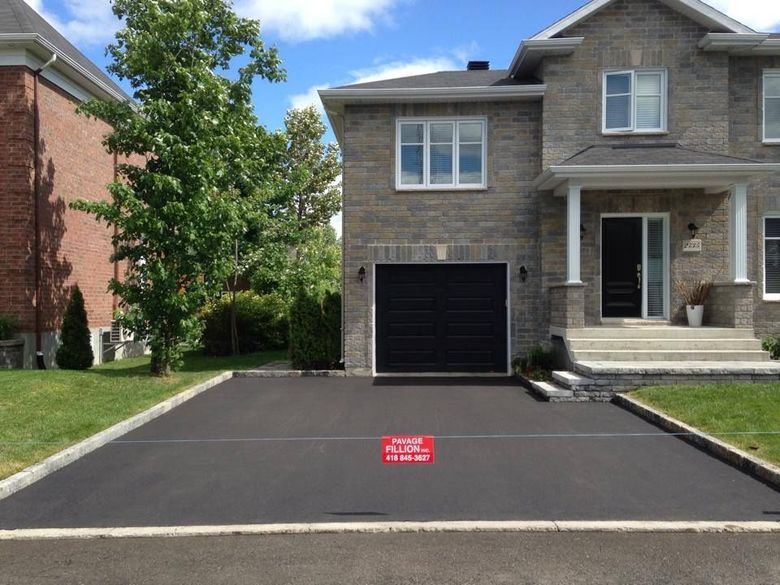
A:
[
  {"left": 289, "top": 290, "right": 341, "bottom": 370},
  {"left": 202, "top": 291, "right": 289, "bottom": 356}
]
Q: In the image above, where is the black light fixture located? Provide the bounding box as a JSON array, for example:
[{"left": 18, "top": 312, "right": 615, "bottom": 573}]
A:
[
  {"left": 580, "top": 224, "right": 586, "bottom": 241},
  {"left": 358, "top": 266, "right": 366, "bottom": 283},
  {"left": 688, "top": 222, "right": 699, "bottom": 239},
  {"left": 519, "top": 265, "right": 528, "bottom": 282}
]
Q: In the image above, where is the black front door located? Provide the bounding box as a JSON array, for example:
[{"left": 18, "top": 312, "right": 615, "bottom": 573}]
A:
[
  {"left": 376, "top": 264, "right": 507, "bottom": 373},
  {"left": 602, "top": 218, "right": 642, "bottom": 318}
]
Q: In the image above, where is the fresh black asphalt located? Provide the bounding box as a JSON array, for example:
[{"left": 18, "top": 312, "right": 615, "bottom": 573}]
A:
[{"left": 0, "top": 377, "right": 778, "bottom": 528}]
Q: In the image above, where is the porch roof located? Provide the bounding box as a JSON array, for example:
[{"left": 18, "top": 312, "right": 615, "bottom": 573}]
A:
[{"left": 533, "top": 144, "right": 780, "bottom": 193}]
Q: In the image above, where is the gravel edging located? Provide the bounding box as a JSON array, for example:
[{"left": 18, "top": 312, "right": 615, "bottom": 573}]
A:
[
  {"left": 1, "top": 520, "right": 779, "bottom": 540},
  {"left": 614, "top": 394, "right": 780, "bottom": 490},
  {"left": 0, "top": 371, "right": 235, "bottom": 502}
]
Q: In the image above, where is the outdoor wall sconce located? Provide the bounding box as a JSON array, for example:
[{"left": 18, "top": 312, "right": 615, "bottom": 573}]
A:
[
  {"left": 519, "top": 265, "right": 528, "bottom": 282},
  {"left": 358, "top": 266, "right": 366, "bottom": 283},
  {"left": 580, "top": 224, "right": 586, "bottom": 241},
  {"left": 688, "top": 223, "right": 699, "bottom": 239}
]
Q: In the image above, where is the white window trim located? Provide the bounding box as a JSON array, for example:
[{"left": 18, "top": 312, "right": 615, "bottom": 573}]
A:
[
  {"left": 763, "top": 215, "right": 780, "bottom": 300},
  {"left": 395, "top": 117, "right": 488, "bottom": 191},
  {"left": 602, "top": 69, "right": 668, "bottom": 135},
  {"left": 763, "top": 70, "right": 780, "bottom": 145}
]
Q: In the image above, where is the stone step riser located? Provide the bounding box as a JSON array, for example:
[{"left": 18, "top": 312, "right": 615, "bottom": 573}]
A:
[
  {"left": 564, "top": 328, "right": 756, "bottom": 340},
  {"left": 570, "top": 351, "right": 771, "bottom": 362},
  {"left": 567, "top": 339, "right": 764, "bottom": 351}
]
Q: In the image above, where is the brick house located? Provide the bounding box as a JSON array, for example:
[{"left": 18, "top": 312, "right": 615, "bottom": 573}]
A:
[
  {"left": 321, "top": 0, "right": 780, "bottom": 395},
  {"left": 0, "top": 0, "right": 140, "bottom": 367}
]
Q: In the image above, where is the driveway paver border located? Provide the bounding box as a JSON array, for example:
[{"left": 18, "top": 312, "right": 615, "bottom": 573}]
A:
[
  {"left": 614, "top": 394, "right": 780, "bottom": 490},
  {"left": 0, "top": 372, "right": 235, "bottom": 502}
]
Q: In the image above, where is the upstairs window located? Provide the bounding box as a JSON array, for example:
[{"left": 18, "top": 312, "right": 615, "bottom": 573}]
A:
[
  {"left": 603, "top": 70, "right": 667, "bottom": 134},
  {"left": 397, "top": 118, "right": 486, "bottom": 189},
  {"left": 764, "top": 71, "right": 780, "bottom": 143}
]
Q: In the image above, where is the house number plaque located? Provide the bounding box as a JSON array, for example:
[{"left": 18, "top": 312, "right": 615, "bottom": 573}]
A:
[{"left": 683, "top": 239, "right": 702, "bottom": 253}]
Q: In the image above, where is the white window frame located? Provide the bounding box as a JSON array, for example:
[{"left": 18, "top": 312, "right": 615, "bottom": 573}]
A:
[
  {"left": 602, "top": 69, "right": 668, "bottom": 135},
  {"left": 395, "top": 117, "right": 487, "bottom": 191},
  {"left": 763, "top": 70, "right": 780, "bottom": 145},
  {"left": 763, "top": 215, "right": 780, "bottom": 300}
]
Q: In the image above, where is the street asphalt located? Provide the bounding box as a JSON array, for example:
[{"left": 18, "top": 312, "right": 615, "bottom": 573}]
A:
[
  {"left": 0, "top": 376, "right": 778, "bottom": 528},
  {"left": 1, "top": 532, "right": 778, "bottom": 585}
]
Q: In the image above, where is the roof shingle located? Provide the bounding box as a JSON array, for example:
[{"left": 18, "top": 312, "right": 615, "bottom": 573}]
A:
[{"left": 559, "top": 144, "right": 761, "bottom": 166}]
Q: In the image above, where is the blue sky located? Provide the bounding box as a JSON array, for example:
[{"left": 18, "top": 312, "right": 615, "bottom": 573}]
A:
[{"left": 23, "top": 0, "right": 780, "bottom": 232}]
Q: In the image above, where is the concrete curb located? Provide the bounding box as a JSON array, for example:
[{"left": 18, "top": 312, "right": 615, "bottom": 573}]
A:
[
  {"left": 614, "top": 394, "right": 780, "bottom": 490},
  {"left": 234, "top": 370, "right": 346, "bottom": 378},
  {"left": 1, "top": 520, "right": 778, "bottom": 540},
  {"left": 0, "top": 371, "right": 235, "bottom": 502}
]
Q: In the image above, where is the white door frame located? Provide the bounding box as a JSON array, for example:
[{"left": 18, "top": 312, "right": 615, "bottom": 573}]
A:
[{"left": 600, "top": 213, "right": 671, "bottom": 321}]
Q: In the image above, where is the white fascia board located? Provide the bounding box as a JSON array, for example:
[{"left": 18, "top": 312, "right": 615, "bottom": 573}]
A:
[
  {"left": 698, "top": 32, "right": 773, "bottom": 53},
  {"left": 508, "top": 37, "right": 584, "bottom": 78},
  {"left": 0, "top": 33, "right": 128, "bottom": 103},
  {"left": 529, "top": 0, "right": 753, "bottom": 42},
  {"left": 318, "top": 84, "right": 546, "bottom": 104},
  {"left": 534, "top": 163, "right": 780, "bottom": 191}
]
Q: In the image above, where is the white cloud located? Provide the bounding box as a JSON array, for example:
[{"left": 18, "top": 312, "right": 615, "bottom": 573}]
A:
[
  {"left": 289, "top": 56, "right": 459, "bottom": 112},
  {"left": 704, "top": 1, "right": 779, "bottom": 31},
  {"left": 24, "top": 0, "right": 119, "bottom": 46},
  {"left": 235, "top": 0, "right": 401, "bottom": 42}
]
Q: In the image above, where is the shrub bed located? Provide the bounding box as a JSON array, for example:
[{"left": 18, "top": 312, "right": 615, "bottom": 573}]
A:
[{"left": 289, "top": 290, "right": 341, "bottom": 370}]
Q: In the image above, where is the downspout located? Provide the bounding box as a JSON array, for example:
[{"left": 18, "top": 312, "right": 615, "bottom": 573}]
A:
[
  {"left": 112, "top": 152, "right": 119, "bottom": 312},
  {"left": 33, "top": 53, "right": 57, "bottom": 369}
]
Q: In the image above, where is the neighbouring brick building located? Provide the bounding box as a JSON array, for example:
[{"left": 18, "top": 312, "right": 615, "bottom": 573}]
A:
[
  {"left": 0, "top": 0, "right": 140, "bottom": 367},
  {"left": 321, "top": 0, "right": 780, "bottom": 394}
]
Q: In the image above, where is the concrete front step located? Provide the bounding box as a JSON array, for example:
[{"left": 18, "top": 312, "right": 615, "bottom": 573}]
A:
[
  {"left": 574, "top": 360, "right": 780, "bottom": 376},
  {"left": 529, "top": 380, "right": 573, "bottom": 401},
  {"left": 563, "top": 327, "right": 756, "bottom": 340},
  {"left": 570, "top": 350, "right": 770, "bottom": 362},
  {"left": 567, "top": 339, "right": 764, "bottom": 351},
  {"left": 552, "top": 370, "right": 594, "bottom": 388}
]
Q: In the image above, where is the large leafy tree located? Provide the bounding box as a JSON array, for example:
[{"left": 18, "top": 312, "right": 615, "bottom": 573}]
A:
[
  {"left": 249, "top": 106, "right": 342, "bottom": 297},
  {"left": 72, "top": 0, "right": 284, "bottom": 375}
]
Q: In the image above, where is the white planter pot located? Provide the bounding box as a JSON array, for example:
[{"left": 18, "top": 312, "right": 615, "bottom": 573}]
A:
[{"left": 686, "top": 305, "right": 704, "bottom": 327}]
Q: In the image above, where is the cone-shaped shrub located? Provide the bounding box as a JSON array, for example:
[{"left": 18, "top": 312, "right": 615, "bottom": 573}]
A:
[
  {"left": 289, "top": 290, "right": 341, "bottom": 370},
  {"left": 56, "top": 285, "right": 94, "bottom": 370}
]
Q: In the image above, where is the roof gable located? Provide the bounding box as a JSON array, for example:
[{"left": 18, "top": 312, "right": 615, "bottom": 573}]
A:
[
  {"left": 0, "top": 0, "right": 128, "bottom": 100},
  {"left": 530, "top": 0, "right": 754, "bottom": 40}
]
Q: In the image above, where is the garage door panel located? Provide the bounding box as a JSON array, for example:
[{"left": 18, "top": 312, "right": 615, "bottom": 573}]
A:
[{"left": 376, "top": 263, "right": 507, "bottom": 373}]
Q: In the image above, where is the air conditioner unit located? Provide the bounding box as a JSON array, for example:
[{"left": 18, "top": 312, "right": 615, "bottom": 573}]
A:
[{"left": 109, "top": 320, "right": 125, "bottom": 343}]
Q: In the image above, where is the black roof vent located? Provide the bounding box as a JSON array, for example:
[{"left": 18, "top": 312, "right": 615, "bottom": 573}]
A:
[{"left": 467, "top": 60, "right": 490, "bottom": 71}]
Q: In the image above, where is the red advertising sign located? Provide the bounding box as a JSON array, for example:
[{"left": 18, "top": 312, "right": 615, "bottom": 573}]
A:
[{"left": 381, "top": 435, "right": 435, "bottom": 464}]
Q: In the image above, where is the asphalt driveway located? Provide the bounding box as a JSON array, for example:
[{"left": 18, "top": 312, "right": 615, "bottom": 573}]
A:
[{"left": 0, "top": 377, "right": 778, "bottom": 528}]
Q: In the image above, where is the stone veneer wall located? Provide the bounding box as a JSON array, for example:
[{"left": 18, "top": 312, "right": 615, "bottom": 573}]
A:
[
  {"left": 342, "top": 101, "right": 543, "bottom": 375},
  {"left": 705, "top": 283, "right": 754, "bottom": 328},
  {"left": 729, "top": 56, "right": 780, "bottom": 337}
]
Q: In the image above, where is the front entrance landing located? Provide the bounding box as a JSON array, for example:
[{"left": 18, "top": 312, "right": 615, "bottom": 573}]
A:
[{"left": 534, "top": 324, "right": 780, "bottom": 401}]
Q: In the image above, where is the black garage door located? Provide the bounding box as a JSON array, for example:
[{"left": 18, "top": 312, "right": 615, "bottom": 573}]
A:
[{"left": 376, "top": 263, "right": 508, "bottom": 373}]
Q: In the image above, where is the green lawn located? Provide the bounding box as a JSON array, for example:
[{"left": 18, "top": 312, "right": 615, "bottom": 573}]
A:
[
  {"left": 631, "top": 383, "right": 780, "bottom": 467},
  {"left": 0, "top": 350, "right": 285, "bottom": 480}
]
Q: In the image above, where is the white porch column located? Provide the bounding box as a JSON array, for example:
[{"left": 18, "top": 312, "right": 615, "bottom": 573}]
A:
[
  {"left": 566, "top": 183, "right": 582, "bottom": 284},
  {"left": 730, "top": 182, "right": 749, "bottom": 283}
]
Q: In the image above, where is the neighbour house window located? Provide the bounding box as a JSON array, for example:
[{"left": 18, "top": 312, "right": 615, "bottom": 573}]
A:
[
  {"left": 764, "top": 217, "right": 780, "bottom": 299},
  {"left": 603, "top": 70, "right": 667, "bottom": 133},
  {"left": 397, "top": 119, "right": 486, "bottom": 189},
  {"left": 764, "top": 71, "right": 780, "bottom": 143}
]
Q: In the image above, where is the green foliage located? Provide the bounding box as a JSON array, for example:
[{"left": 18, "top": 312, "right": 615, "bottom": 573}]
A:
[
  {"left": 289, "top": 290, "right": 341, "bottom": 370},
  {"left": 513, "top": 345, "right": 556, "bottom": 380},
  {"left": 0, "top": 315, "right": 18, "bottom": 341},
  {"left": 251, "top": 225, "right": 341, "bottom": 300},
  {"left": 246, "top": 107, "right": 342, "bottom": 297},
  {"left": 202, "top": 291, "right": 288, "bottom": 356},
  {"left": 55, "top": 286, "right": 94, "bottom": 370},
  {"left": 762, "top": 336, "right": 780, "bottom": 360},
  {"left": 70, "top": 0, "right": 285, "bottom": 375}
]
